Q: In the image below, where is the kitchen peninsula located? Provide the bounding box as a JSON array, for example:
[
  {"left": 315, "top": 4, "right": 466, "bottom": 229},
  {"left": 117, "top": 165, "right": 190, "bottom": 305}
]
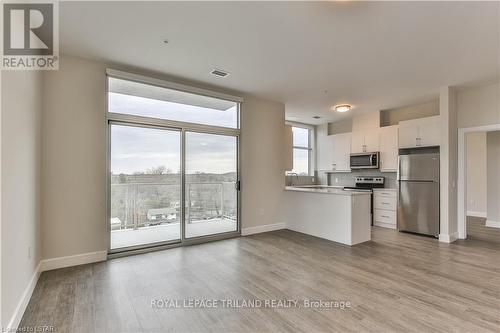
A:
[{"left": 282, "top": 186, "right": 371, "bottom": 245}]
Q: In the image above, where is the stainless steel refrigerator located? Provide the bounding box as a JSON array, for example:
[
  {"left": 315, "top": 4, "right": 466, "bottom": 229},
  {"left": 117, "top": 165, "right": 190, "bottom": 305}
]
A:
[{"left": 397, "top": 152, "right": 440, "bottom": 237}]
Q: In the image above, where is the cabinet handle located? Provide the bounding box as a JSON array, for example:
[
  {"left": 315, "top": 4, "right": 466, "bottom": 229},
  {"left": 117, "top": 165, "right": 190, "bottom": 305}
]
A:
[
  {"left": 381, "top": 202, "right": 390, "bottom": 205},
  {"left": 382, "top": 215, "right": 390, "bottom": 218}
]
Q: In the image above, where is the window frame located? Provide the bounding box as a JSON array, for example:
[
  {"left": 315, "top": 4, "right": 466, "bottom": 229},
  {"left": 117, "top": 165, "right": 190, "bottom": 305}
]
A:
[{"left": 286, "top": 121, "right": 315, "bottom": 176}]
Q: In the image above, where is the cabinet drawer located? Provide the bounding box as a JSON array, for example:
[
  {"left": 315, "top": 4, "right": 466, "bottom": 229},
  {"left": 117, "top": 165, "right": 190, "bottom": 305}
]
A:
[
  {"left": 374, "top": 195, "right": 397, "bottom": 211},
  {"left": 374, "top": 209, "right": 397, "bottom": 225},
  {"left": 373, "top": 190, "right": 397, "bottom": 198}
]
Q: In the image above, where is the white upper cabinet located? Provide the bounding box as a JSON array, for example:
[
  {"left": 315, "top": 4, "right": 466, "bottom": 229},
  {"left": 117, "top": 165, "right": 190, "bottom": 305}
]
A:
[
  {"left": 351, "top": 129, "right": 380, "bottom": 153},
  {"left": 418, "top": 116, "right": 441, "bottom": 147},
  {"left": 364, "top": 129, "right": 380, "bottom": 152},
  {"left": 317, "top": 132, "right": 351, "bottom": 172},
  {"left": 351, "top": 132, "right": 365, "bottom": 154},
  {"left": 317, "top": 133, "right": 334, "bottom": 171},
  {"left": 284, "top": 125, "right": 293, "bottom": 171},
  {"left": 332, "top": 132, "right": 352, "bottom": 172},
  {"left": 379, "top": 125, "right": 399, "bottom": 172},
  {"left": 398, "top": 116, "right": 440, "bottom": 148}
]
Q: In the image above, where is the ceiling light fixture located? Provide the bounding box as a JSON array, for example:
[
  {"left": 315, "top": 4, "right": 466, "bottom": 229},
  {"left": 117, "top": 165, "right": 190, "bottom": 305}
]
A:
[{"left": 334, "top": 104, "right": 351, "bottom": 113}]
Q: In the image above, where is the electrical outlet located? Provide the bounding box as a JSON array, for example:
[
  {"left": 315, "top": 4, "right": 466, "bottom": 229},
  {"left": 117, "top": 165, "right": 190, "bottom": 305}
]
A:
[{"left": 335, "top": 177, "right": 339, "bottom": 183}]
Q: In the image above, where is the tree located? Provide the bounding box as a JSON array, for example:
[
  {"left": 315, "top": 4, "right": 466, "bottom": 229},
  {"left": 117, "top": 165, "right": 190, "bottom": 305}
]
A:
[{"left": 146, "top": 165, "right": 167, "bottom": 175}]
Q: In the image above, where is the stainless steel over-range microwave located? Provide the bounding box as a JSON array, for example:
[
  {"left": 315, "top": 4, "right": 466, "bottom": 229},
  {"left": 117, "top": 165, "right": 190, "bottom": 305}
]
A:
[{"left": 350, "top": 152, "right": 380, "bottom": 169}]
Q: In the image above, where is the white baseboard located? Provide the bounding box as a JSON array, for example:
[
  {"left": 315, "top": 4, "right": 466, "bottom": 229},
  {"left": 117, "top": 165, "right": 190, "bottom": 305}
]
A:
[
  {"left": 8, "top": 251, "right": 107, "bottom": 330},
  {"left": 439, "top": 232, "right": 459, "bottom": 243},
  {"left": 39, "top": 250, "right": 107, "bottom": 272},
  {"left": 6, "top": 262, "right": 42, "bottom": 331},
  {"left": 485, "top": 220, "right": 500, "bottom": 229},
  {"left": 241, "top": 223, "right": 286, "bottom": 236},
  {"left": 467, "top": 210, "right": 487, "bottom": 218}
]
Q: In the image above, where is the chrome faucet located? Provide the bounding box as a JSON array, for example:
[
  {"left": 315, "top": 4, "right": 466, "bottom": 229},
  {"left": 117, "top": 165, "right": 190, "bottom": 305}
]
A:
[{"left": 289, "top": 172, "right": 299, "bottom": 186}]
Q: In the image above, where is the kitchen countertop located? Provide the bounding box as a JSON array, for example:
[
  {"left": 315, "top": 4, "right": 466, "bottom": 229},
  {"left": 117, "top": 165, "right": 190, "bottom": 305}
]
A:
[{"left": 284, "top": 186, "right": 371, "bottom": 196}]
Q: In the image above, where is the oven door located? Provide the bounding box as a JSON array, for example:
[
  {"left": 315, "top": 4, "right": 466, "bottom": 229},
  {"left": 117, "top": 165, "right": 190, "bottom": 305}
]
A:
[{"left": 350, "top": 153, "right": 379, "bottom": 169}]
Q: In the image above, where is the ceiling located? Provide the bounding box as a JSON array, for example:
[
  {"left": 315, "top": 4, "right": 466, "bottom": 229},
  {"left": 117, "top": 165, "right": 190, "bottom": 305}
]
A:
[{"left": 59, "top": 1, "right": 499, "bottom": 125}]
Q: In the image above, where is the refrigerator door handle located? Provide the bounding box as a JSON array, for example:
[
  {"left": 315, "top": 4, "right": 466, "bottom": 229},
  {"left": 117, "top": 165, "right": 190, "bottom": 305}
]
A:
[{"left": 396, "top": 155, "right": 400, "bottom": 181}]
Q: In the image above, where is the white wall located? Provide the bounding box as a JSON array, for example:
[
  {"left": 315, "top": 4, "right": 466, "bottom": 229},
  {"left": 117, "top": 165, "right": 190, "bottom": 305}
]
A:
[
  {"left": 486, "top": 131, "right": 500, "bottom": 224},
  {"left": 41, "top": 54, "right": 287, "bottom": 259},
  {"left": 1, "top": 71, "right": 42, "bottom": 328},
  {"left": 351, "top": 111, "right": 380, "bottom": 131},
  {"left": 42, "top": 55, "right": 108, "bottom": 259},
  {"left": 457, "top": 82, "right": 500, "bottom": 128},
  {"left": 466, "top": 132, "right": 487, "bottom": 216},
  {"left": 240, "top": 97, "right": 286, "bottom": 229},
  {"left": 439, "top": 86, "right": 458, "bottom": 241}
]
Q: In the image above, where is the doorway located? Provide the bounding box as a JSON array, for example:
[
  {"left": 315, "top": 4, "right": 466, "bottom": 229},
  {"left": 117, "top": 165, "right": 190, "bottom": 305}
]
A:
[{"left": 458, "top": 124, "right": 500, "bottom": 240}]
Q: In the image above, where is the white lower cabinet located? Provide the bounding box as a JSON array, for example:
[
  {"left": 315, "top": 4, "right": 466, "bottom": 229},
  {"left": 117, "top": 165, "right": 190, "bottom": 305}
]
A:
[{"left": 373, "top": 189, "right": 397, "bottom": 229}]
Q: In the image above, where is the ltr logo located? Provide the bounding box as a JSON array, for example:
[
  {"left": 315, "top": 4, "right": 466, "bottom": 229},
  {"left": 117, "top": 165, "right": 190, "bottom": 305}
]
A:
[{"left": 3, "top": 3, "right": 53, "bottom": 56}]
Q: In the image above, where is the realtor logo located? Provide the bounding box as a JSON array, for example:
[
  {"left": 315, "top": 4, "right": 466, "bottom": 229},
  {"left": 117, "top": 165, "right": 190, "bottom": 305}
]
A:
[{"left": 1, "top": 1, "right": 58, "bottom": 69}]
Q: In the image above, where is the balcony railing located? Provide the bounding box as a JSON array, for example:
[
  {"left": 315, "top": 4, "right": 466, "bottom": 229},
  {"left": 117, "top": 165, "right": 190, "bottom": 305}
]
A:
[{"left": 110, "top": 182, "right": 236, "bottom": 231}]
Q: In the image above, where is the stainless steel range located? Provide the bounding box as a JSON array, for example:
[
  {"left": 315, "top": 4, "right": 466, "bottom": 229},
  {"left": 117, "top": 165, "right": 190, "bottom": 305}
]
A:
[
  {"left": 344, "top": 176, "right": 385, "bottom": 191},
  {"left": 344, "top": 177, "right": 385, "bottom": 225}
]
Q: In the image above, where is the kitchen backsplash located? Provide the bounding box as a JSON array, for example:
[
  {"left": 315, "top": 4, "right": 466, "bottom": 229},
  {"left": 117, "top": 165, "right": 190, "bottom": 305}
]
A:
[
  {"left": 285, "top": 175, "right": 317, "bottom": 186},
  {"left": 318, "top": 170, "right": 398, "bottom": 189}
]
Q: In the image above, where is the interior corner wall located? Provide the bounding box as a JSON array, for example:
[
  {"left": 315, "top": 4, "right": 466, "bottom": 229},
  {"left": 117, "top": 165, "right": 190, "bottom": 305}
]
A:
[
  {"left": 41, "top": 55, "right": 108, "bottom": 259},
  {"left": 466, "top": 132, "right": 487, "bottom": 215},
  {"left": 486, "top": 131, "right": 500, "bottom": 223},
  {"left": 1, "top": 71, "right": 42, "bottom": 328}
]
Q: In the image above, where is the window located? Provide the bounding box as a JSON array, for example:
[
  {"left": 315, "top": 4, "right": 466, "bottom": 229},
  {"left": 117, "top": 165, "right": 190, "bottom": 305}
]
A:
[
  {"left": 288, "top": 125, "right": 313, "bottom": 176},
  {"left": 108, "top": 77, "right": 239, "bottom": 129}
]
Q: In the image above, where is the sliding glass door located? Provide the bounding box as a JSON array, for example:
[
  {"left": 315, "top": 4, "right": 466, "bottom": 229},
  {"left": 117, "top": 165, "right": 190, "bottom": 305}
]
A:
[
  {"left": 185, "top": 132, "right": 238, "bottom": 238},
  {"left": 109, "top": 124, "right": 181, "bottom": 250},
  {"left": 107, "top": 71, "right": 241, "bottom": 253}
]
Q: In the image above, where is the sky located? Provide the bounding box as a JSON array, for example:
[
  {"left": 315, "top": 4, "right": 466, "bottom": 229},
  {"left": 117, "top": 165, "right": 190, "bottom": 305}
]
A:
[{"left": 111, "top": 124, "right": 237, "bottom": 175}]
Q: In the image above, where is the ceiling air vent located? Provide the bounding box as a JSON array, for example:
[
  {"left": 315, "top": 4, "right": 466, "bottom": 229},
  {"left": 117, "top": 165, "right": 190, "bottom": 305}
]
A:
[{"left": 211, "top": 69, "right": 230, "bottom": 78}]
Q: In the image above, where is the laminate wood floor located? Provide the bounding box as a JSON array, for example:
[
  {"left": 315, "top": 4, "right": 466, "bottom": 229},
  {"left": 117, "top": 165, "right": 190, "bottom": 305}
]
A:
[
  {"left": 467, "top": 216, "right": 500, "bottom": 244},
  {"left": 20, "top": 227, "right": 499, "bottom": 333}
]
